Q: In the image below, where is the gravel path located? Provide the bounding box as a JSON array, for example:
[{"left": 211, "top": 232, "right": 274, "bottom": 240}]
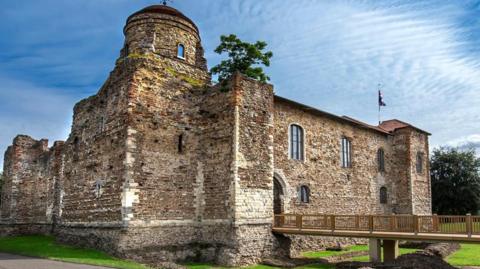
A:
[{"left": 0, "top": 253, "right": 113, "bottom": 269}]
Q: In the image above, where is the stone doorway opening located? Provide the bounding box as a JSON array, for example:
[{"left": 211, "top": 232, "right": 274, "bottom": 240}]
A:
[{"left": 273, "top": 177, "right": 284, "bottom": 214}]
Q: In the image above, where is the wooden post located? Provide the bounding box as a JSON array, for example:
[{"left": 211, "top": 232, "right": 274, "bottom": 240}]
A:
[
  {"left": 355, "top": 215, "right": 360, "bottom": 230},
  {"left": 331, "top": 215, "right": 336, "bottom": 231},
  {"left": 467, "top": 213, "right": 472, "bottom": 238},
  {"left": 433, "top": 214, "right": 439, "bottom": 232},
  {"left": 279, "top": 215, "right": 285, "bottom": 228},
  {"left": 296, "top": 215, "right": 303, "bottom": 230},
  {"left": 390, "top": 214, "right": 396, "bottom": 231},
  {"left": 414, "top": 215, "right": 419, "bottom": 235},
  {"left": 369, "top": 215, "right": 374, "bottom": 233}
]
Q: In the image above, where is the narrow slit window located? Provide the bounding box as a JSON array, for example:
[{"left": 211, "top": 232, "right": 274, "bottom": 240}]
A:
[
  {"left": 416, "top": 152, "right": 424, "bottom": 173},
  {"left": 289, "top": 124, "right": 304, "bottom": 160},
  {"left": 178, "top": 134, "right": 183, "bottom": 153},
  {"left": 377, "top": 148, "right": 385, "bottom": 172},
  {"left": 177, "top": 44, "right": 185, "bottom": 59},
  {"left": 341, "top": 137, "right": 352, "bottom": 168}
]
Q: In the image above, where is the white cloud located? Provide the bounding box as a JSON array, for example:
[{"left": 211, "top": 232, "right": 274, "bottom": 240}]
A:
[
  {"left": 445, "top": 134, "right": 480, "bottom": 155},
  {"left": 0, "top": 77, "right": 78, "bottom": 170}
]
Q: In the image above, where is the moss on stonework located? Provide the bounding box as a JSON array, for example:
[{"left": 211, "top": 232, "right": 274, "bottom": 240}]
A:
[
  {"left": 165, "top": 66, "right": 205, "bottom": 88},
  {"left": 127, "top": 53, "right": 151, "bottom": 60}
]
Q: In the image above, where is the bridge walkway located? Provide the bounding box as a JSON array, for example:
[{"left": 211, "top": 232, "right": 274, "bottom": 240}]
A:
[{"left": 272, "top": 214, "right": 480, "bottom": 262}]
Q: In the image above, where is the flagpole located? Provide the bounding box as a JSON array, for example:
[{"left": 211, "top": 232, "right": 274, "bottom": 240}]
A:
[{"left": 378, "top": 103, "right": 381, "bottom": 125}]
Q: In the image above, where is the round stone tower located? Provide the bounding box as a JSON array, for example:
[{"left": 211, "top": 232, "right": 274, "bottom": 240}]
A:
[{"left": 122, "top": 4, "right": 208, "bottom": 71}]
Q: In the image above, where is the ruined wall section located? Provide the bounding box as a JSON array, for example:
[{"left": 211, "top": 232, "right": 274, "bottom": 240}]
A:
[
  {"left": 60, "top": 63, "right": 134, "bottom": 225},
  {"left": 0, "top": 136, "right": 60, "bottom": 225},
  {"left": 273, "top": 101, "right": 396, "bottom": 215}
]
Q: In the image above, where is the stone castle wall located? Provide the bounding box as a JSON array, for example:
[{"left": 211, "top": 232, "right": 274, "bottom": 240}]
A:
[
  {"left": 273, "top": 99, "right": 395, "bottom": 215},
  {"left": 0, "top": 4, "right": 432, "bottom": 267},
  {"left": 272, "top": 99, "right": 432, "bottom": 252},
  {"left": 59, "top": 61, "right": 133, "bottom": 225}
]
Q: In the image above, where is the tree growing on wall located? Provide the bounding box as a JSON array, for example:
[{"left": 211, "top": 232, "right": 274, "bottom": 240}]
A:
[
  {"left": 431, "top": 147, "right": 480, "bottom": 215},
  {"left": 211, "top": 34, "right": 273, "bottom": 83}
]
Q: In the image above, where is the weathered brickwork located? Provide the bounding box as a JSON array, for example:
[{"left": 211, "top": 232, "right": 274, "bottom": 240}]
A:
[{"left": 0, "top": 4, "right": 431, "bottom": 267}]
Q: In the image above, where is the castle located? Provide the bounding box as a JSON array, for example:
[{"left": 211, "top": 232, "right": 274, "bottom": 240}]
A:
[{"left": 0, "top": 4, "right": 432, "bottom": 266}]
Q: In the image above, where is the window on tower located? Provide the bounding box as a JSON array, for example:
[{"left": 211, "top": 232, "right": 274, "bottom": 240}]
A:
[
  {"left": 416, "top": 152, "right": 424, "bottom": 173},
  {"left": 380, "top": 186, "right": 388, "bottom": 204},
  {"left": 177, "top": 44, "right": 185, "bottom": 59},
  {"left": 377, "top": 148, "right": 385, "bottom": 172}
]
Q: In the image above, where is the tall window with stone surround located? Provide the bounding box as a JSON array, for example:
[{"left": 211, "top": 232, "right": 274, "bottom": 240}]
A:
[
  {"left": 377, "top": 148, "right": 385, "bottom": 172},
  {"left": 380, "top": 186, "right": 388, "bottom": 204},
  {"left": 299, "top": 185, "right": 310, "bottom": 203},
  {"left": 416, "top": 152, "right": 424, "bottom": 173},
  {"left": 177, "top": 44, "right": 185, "bottom": 59},
  {"left": 341, "top": 137, "right": 352, "bottom": 168},
  {"left": 290, "top": 124, "right": 304, "bottom": 161}
]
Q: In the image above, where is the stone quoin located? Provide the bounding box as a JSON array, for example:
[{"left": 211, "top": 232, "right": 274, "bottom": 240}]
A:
[{"left": 0, "top": 4, "right": 431, "bottom": 266}]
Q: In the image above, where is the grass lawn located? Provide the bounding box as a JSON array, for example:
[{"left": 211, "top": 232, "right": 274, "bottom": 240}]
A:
[
  {"left": 184, "top": 263, "right": 334, "bottom": 269},
  {"left": 349, "top": 248, "right": 418, "bottom": 262},
  {"left": 447, "top": 243, "right": 480, "bottom": 266},
  {"left": 0, "top": 235, "right": 151, "bottom": 269},
  {"left": 302, "top": 245, "right": 368, "bottom": 259}
]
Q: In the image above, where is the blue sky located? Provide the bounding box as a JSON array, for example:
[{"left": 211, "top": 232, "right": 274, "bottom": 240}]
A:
[{"left": 1, "top": 0, "right": 479, "bottom": 168}]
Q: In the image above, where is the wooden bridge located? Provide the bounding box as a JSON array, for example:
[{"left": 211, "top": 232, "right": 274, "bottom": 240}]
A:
[{"left": 273, "top": 214, "right": 480, "bottom": 262}]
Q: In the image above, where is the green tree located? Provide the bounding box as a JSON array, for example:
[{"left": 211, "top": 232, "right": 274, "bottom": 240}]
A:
[
  {"left": 211, "top": 34, "right": 273, "bottom": 83},
  {"left": 431, "top": 147, "right": 480, "bottom": 215}
]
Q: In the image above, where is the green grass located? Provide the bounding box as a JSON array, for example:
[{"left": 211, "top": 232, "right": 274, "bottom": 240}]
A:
[
  {"left": 184, "top": 263, "right": 334, "bottom": 269},
  {"left": 302, "top": 245, "right": 368, "bottom": 258},
  {"left": 184, "top": 263, "right": 283, "bottom": 269},
  {"left": 294, "top": 264, "right": 334, "bottom": 269},
  {"left": 446, "top": 243, "right": 480, "bottom": 266},
  {"left": 0, "top": 235, "right": 151, "bottom": 269},
  {"left": 350, "top": 248, "right": 418, "bottom": 262}
]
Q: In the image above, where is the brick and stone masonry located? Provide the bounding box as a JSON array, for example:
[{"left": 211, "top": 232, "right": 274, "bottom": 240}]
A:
[{"left": 0, "top": 4, "right": 432, "bottom": 266}]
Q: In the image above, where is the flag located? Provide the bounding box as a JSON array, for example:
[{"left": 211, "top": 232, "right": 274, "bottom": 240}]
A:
[{"left": 378, "top": 90, "right": 386, "bottom": 107}]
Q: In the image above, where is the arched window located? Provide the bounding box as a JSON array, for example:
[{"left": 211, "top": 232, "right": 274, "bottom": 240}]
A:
[
  {"left": 380, "top": 186, "right": 388, "bottom": 204},
  {"left": 416, "top": 152, "right": 424, "bottom": 173},
  {"left": 341, "top": 137, "right": 352, "bottom": 168},
  {"left": 177, "top": 44, "right": 185, "bottom": 59},
  {"left": 299, "top": 185, "right": 310, "bottom": 203},
  {"left": 377, "top": 148, "right": 385, "bottom": 172},
  {"left": 290, "top": 124, "right": 304, "bottom": 160}
]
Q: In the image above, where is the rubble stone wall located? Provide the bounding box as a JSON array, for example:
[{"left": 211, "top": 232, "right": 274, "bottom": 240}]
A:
[
  {"left": 59, "top": 62, "right": 134, "bottom": 225},
  {"left": 0, "top": 136, "right": 57, "bottom": 224},
  {"left": 273, "top": 100, "right": 396, "bottom": 216},
  {"left": 408, "top": 129, "right": 432, "bottom": 215},
  {"left": 0, "top": 4, "right": 432, "bottom": 267}
]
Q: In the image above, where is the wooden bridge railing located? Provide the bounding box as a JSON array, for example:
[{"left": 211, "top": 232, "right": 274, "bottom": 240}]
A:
[{"left": 274, "top": 214, "right": 480, "bottom": 237}]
